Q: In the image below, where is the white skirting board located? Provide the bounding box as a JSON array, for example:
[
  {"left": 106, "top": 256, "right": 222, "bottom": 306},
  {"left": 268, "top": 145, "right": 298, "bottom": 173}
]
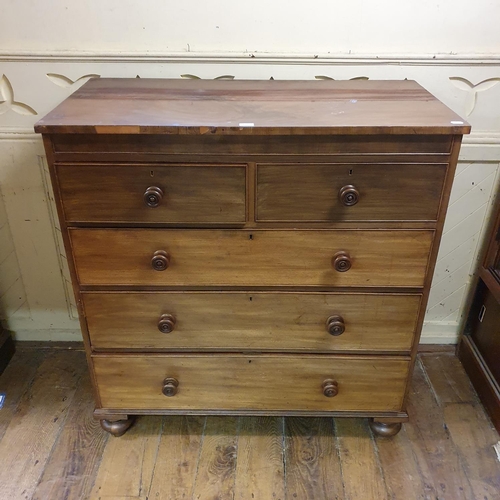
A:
[{"left": 420, "top": 322, "right": 462, "bottom": 344}]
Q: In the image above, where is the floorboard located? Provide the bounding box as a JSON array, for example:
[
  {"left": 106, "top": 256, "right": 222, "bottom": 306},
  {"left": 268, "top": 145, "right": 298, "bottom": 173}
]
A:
[{"left": 284, "top": 417, "right": 343, "bottom": 500}]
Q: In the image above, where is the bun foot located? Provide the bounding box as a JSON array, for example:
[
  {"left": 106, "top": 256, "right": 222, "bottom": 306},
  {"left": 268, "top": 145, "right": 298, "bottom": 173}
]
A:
[
  {"left": 100, "top": 416, "right": 135, "bottom": 437},
  {"left": 369, "top": 419, "right": 402, "bottom": 437}
]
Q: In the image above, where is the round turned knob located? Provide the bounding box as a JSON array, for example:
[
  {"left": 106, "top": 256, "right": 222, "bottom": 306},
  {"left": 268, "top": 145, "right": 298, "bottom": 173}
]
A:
[
  {"left": 144, "top": 186, "right": 164, "bottom": 208},
  {"left": 326, "top": 315, "right": 345, "bottom": 336},
  {"left": 151, "top": 250, "right": 170, "bottom": 271},
  {"left": 322, "top": 379, "right": 339, "bottom": 398},
  {"left": 339, "top": 185, "right": 359, "bottom": 207},
  {"left": 162, "top": 377, "right": 179, "bottom": 397},
  {"left": 332, "top": 251, "right": 351, "bottom": 272},
  {"left": 158, "top": 314, "right": 176, "bottom": 333}
]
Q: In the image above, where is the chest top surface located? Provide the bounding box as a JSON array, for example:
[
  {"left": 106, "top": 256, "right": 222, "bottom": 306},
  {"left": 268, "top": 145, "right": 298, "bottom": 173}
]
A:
[{"left": 34, "top": 79, "right": 470, "bottom": 136}]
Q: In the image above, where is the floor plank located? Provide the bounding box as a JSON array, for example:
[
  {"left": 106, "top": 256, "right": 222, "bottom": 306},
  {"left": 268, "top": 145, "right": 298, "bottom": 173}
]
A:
[
  {"left": 335, "top": 418, "right": 388, "bottom": 500},
  {"left": 234, "top": 416, "right": 285, "bottom": 500},
  {"left": 31, "top": 372, "right": 109, "bottom": 500},
  {"left": 405, "top": 359, "right": 475, "bottom": 499},
  {"left": 192, "top": 416, "right": 239, "bottom": 500},
  {"left": 444, "top": 402, "right": 500, "bottom": 500},
  {"left": 148, "top": 415, "right": 206, "bottom": 500},
  {"left": 284, "top": 417, "right": 344, "bottom": 500},
  {"left": 0, "top": 348, "right": 47, "bottom": 442},
  {"left": 421, "top": 354, "right": 477, "bottom": 404},
  {"left": 89, "top": 415, "right": 163, "bottom": 499},
  {"left": 0, "top": 350, "right": 86, "bottom": 500},
  {"left": 374, "top": 424, "right": 433, "bottom": 500}
]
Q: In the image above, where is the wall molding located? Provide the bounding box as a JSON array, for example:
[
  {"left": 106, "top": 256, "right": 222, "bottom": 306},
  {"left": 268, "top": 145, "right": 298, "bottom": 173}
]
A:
[{"left": 1, "top": 51, "right": 500, "bottom": 66}]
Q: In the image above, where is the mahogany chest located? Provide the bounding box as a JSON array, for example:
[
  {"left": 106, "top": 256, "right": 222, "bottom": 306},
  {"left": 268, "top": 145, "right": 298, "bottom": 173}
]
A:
[{"left": 35, "top": 79, "right": 470, "bottom": 436}]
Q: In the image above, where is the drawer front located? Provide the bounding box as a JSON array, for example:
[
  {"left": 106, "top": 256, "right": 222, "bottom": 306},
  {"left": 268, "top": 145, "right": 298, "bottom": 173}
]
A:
[
  {"left": 71, "top": 229, "right": 433, "bottom": 287},
  {"left": 57, "top": 164, "right": 246, "bottom": 223},
  {"left": 93, "top": 354, "right": 409, "bottom": 411},
  {"left": 256, "top": 163, "right": 447, "bottom": 222},
  {"left": 84, "top": 292, "right": 421, "bottom": 352}
]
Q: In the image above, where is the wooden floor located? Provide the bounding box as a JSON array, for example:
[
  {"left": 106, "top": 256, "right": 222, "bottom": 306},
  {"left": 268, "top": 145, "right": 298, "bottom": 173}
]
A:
[{"left": 0, "top": 347, "right": 499, "bottom": 500}]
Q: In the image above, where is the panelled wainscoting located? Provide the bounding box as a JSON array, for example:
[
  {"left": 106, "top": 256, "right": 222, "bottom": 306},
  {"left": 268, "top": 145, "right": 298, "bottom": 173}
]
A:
[{"left": 0, "top": 54, "right": 499, "bottom": 344}]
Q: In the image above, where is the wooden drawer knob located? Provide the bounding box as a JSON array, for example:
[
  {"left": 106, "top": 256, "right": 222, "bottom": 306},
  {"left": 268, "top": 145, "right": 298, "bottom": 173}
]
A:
[
  {"left": 144, "top": 186, "right": 164, "bottom": 208},
  {"left": 332, "top": 251, "right": 351, "bottom": 272},
  {"left": 162, "top": 377, "right": 179, "bottom": 397},
  {"left": 339, "top": 185, "right": 359, "bottom": 206},
  {"left": 151, "top": 250, "right": 170, "bottom": 271},
  {"left": 322, "top": 379, "right": 339, "bottom": 398},
  {"left": 326, "top": 315, "right": 345, "bottom": 336},
  {"left": 158, "top": 314, "right": 176, "bottom": 333}
]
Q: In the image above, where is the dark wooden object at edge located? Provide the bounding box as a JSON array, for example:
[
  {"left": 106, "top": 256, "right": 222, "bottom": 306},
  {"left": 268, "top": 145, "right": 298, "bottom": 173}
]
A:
[
  {"left": 0, "top": 326, "right": 15, "bottom": 376},
  {"left": 458, "top": 193, "right": 500, "bottom": 433}
]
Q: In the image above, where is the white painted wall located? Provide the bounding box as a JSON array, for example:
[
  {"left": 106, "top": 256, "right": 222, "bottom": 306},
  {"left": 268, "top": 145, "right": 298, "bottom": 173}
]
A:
[
  {"left": 1, "top": 0, "right": 499, "bottom": 55},
  {"left": 1, "top": 1, "right": 499, "bottom": 343}
]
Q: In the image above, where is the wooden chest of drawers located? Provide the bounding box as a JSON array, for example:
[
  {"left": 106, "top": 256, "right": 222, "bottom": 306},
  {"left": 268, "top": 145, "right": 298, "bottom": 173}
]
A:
[{"left": 35, "top": 79, "right": 469, "bottom": 437}]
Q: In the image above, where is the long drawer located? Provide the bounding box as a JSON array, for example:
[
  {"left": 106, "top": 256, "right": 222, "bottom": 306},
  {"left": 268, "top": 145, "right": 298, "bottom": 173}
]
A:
[
  {"left": 93, "top": 354, "right": 409, "bottom": 411},
  {"left": 256, "top": 163, "right": 447, "bottom": 222},
  {"left": 70, "top": 229, "right": 433, "bottom": 287},
  {"left": 83, "top": 291, "right": 421, "bottom": 352},
  {"left": 57, "top": 163, "right": 247, "bottom": 223}
]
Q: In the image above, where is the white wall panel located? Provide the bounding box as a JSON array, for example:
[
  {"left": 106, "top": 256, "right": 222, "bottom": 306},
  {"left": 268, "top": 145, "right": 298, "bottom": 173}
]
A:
[{"left": 0, "top": 0, "right": 499, "bottom": 55}]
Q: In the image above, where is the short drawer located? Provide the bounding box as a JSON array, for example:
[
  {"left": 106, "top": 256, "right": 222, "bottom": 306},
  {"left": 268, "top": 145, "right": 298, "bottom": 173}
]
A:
[
  {"left": 256, "top": 163, "right": 447, "bottom": 222},
  {"left": 83, "top": 292, "right": 421, "bottom": 352},
  {"left": 93, "top": 354, "right": 409, "bottom": 411},
  {"left": 57, "top": 164, "right": 246, "bottom": 223},
  {"left": 70, "top": 229, "right": 433, "bottom": 287}
]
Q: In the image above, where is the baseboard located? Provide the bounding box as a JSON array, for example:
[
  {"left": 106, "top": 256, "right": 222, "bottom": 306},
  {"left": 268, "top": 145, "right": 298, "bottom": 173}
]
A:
[
  {"left": 15, "top": 340, "right": 85, "bottom": 350},
  {"left": 417, "top": 344, "right": 456, "bottom": 354},
  {"left": 419, "top": 321, "right": 460, "bottom": 344},
  {"left": 11, "top": 329, "right": 83, "bottom": 342}
]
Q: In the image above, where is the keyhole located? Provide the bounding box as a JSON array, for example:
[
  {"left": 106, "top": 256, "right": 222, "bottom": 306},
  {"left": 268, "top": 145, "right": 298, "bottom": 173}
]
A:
[
  {"left": 249, "top": 234, "right": 253, "bottom": 240},
  {"left": 249, "top": 296, "right": 253, "bottom": 301},
  {"left": 349, "top": 169, "right": 353, "bottom": 176},
  {"left": 150, "top": 170, "right": 154, "bottom": 177}
]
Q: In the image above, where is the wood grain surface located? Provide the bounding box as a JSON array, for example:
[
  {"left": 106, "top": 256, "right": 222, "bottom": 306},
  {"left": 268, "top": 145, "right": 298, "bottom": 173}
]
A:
[
  {"left": 234, "top": 416, "right": 285, "bottom": 500},
  {"left": 50, "top": 132, "right": 454, "bottom": 162},
  {"left": 0, "top": 350, "right": 86, "bottom": 500},
  {"left": 148, "top": 415, "right": 206, "bottom": 499},
  {"left": 191, "top": 417, "right": 239, "bottom": 500},
  {"left": 70, "top": 228, "right": 434, "bottom": 287},
  {"left": 31, "top": 373, "right": 108, "bottom": 500},
  {"left": 83, "top": 291, "right": 421, "bottom": 352},
  {"left": 336, "top": 418, "right": 389, "bottom": 499},
  {"left": 34, "top": 79, "right": 470, "bottom": 135},
  {"left": 284, "top": 417, "right": 343, "bottom": 500},
  {"left": 256, "top": 162, "right": 447, "bottom": 222},
  {"left": 93, "top": 354, "right": 409, "bottom": 411},
  {"left": 88, "top": 415, "right": 163, "bottom": 498},
  {"left": 57, "top": 163, "right": 247, "bottom": 224}
]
